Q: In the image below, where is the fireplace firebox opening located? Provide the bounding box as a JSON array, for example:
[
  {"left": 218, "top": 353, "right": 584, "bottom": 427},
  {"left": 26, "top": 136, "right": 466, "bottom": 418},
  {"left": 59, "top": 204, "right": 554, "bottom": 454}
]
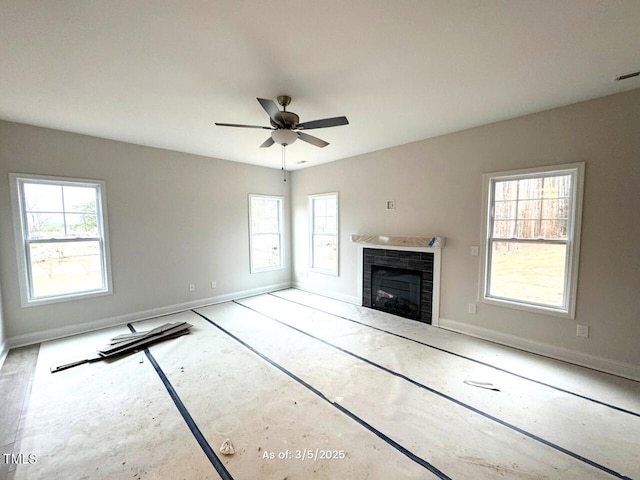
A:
[{"left": 371, "top": 266, "right": 421, "bottom": 320}]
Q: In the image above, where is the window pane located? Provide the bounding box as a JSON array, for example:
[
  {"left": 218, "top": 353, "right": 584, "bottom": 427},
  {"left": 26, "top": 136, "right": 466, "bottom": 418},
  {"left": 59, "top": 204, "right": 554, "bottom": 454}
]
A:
[
  {"left": 542, "top": 198, "right": 569, "bottom": 220},
  {"left": 540, "top": 220, "right": 568, "bottom": 240},
  {"left": 314, "top": 216, "right": 326, "bottom": 233},
  {"left": 66, "top": 213, "right": 99, "bottom": 237},
  {"left": 310, "top": 193, "right": 338, "bottom": 274},
  {"left": 314, "top": 198, "right": 326, "bottom": 216},
  {"left": 251, "top": 198, "right": 280, "bottom": 234},
  {"left": 543, "top": 175, "right": 572, "bottom": 198},
  {"left": 23, "top": 183, "right": 63, "bottom": 212},
  {"left": 252, "top": 234, "right": 280, "bottom": 269},
  {"left": 249, "top": 196, "right": 282, "bottom": 271},
  {"left": 494, "top": 200, "right": 516, "bottom": 220},
  {"left": 312, "top": 234, "right": 337, "bottom": 271},
  {"left": 517, "top": 177, "right": 543, "bottom": 199},
  {"left": 494, "top": 180, "right": 517, "bottom": 201},
  {"left": 325, "top": 215, "right": 337, "bottom": 234},
  {"left": 489, "top": 241, "right": 567, "bottom": 307},
  {"left": 492, "top": 220, "right": 514, "bottom": 238},
  {"left": 516, "top": 199, "right": 541, "bottom": 220},
  {"left": 261, "top": 215, "right": 279, "bottom": 233},
  {"left": 63, "top": 186, "right": 97, "bottom": 213},
  {"left": 515, "top": 219, "right": 539, "bottom": 239},
  {"left": 27, "top": 212, "right": 65, "bottom": 239},
  {"left": 29, "top": 241, "right": 104, "bottom": 298}
]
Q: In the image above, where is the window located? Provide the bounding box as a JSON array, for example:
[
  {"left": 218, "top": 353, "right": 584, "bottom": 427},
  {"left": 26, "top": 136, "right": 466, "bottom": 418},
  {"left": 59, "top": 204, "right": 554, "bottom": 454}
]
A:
[
  {"left": 481, "top": 163, "right": 584, "bottom": 317},
  {"left": 249, "top": 195, "right": 284, "bottom": 273},
  {"left": 309, "top": 192, "right": 339, "bottom": 275},
  {"left": 9, "top": 174, "right": 112, "bottom": 306}
]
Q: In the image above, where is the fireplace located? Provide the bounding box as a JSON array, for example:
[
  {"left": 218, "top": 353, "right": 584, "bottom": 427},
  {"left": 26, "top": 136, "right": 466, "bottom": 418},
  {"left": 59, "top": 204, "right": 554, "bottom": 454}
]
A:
[
  {"left": 362, "top": 247, "right": 434, "bottom": 324},
  {"left": 371, "top": 266, "right": 422, "bottom": 320}
]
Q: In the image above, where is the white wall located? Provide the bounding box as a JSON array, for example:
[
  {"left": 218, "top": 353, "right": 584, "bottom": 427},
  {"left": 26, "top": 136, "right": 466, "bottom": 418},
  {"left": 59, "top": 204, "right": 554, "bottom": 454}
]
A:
[
  {"left": 291, "top": 89, "right": 640, "bottom": 378},
  {"left": 0, "top": 281, "right": 7, "bottom": 368},
  {"left": 0, "top": 121, "right": 291, "bottom": 344}
]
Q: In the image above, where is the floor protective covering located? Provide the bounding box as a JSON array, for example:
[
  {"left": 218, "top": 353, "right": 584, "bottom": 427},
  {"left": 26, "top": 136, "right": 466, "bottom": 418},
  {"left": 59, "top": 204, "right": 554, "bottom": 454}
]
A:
[{"left": 8, "top": 289, "right": 640, "bottom": 479}]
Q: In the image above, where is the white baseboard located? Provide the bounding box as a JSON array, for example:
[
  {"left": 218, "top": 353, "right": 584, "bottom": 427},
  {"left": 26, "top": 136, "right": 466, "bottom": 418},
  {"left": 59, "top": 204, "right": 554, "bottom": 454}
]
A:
[
  {"left": 292, "top": 282, "right": 360, "bottom": 305},
  {"left": 439, "top": 317, "right": 640, "bottom": 382},
  {"left": 7, "top": 282, "right": 293, "bottom": 349},
  {"left": 0, "top": 338, "right": 8, "bottom": 370}
]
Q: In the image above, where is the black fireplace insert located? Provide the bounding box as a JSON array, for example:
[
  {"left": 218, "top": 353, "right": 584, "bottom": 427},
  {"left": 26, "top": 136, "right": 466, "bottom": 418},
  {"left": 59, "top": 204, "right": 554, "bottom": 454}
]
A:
[{"left": 371, "top": 265, "right": 422, "bottom": 320}]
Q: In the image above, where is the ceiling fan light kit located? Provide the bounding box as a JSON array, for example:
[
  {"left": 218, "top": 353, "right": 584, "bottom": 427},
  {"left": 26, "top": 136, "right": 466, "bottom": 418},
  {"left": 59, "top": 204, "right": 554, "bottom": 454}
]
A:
[
  {"left": 215, "top": 95, "right": 349, "bottom": 151},
  {"left": 271, "top": 128, "right": 298, "bottom": 146}
]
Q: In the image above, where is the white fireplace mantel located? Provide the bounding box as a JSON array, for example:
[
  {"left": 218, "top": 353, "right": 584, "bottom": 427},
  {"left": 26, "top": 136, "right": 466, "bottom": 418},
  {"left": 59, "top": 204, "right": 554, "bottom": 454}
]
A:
[
  {"left": 352, "top": 233, "right": 442, "bottom": 326},
  {"left": 351, "top": 234, "right": 445, "bottom": 249}
]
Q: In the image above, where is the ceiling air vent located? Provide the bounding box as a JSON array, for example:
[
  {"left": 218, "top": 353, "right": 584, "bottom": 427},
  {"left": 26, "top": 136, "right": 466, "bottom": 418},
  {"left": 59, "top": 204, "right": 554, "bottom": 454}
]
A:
[{"left": 614, "top": 70, "right": 640, "bottom": 81}]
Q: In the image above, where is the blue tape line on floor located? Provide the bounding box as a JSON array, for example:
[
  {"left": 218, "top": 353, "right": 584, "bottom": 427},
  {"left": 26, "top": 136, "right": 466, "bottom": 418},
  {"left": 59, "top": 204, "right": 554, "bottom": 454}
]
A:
[
  {"left": 269, "top": 292, "right": 640, "bottom": 418},
  {"left": 191, "top": 310, "right": 452, "bottom": 480},
  {"left": 127, "top": 323, "right": 233, "bottom": 480},
  {"left": 236, "top": 300, "right": 633, "bottom": 480}
]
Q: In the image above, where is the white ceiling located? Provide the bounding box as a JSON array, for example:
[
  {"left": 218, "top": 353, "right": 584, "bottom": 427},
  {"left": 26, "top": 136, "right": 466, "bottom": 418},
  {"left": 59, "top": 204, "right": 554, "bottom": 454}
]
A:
[{"left": 1, "top": 1, "right": 639, "bottom": 170}]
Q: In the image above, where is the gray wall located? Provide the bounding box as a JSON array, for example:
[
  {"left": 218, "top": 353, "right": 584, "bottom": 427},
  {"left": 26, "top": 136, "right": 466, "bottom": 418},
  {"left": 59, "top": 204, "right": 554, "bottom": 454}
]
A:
[
  {"left": 0, "top": 121, "right": 291, "bottom": 342},
  {"left": 1, "top": 89, "right": 638, "bottom": 375},
  {"left": 291, "top": 89, "right": 640, "bottom": 370},
  {"left": 0, "top": 282, "right": 6, "bottom": 367}
]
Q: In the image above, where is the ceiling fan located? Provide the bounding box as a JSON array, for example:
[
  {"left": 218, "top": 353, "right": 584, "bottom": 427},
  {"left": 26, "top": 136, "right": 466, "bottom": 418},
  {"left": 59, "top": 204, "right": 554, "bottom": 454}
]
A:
[{"left": 215, "top": 95, "right": 349, "bottom": 148}]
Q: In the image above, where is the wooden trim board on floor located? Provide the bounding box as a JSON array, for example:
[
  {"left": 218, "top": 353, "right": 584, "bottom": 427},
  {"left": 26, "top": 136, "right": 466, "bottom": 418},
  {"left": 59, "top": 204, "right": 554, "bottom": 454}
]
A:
[{"left": 50, "top": 322, "right": 192, "bottom": 373}]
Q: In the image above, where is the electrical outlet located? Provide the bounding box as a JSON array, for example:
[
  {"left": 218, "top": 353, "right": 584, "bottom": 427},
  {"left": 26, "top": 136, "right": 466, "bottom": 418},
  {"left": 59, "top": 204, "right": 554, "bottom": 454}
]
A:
[
  {"left": 468, "top": 303, "right": 477, "bottom": 314},
  {"left": 471, "top": 246, "right": 479, "bottom": 256},
  {"left": 211, "top": 281, "right": 217, "bottom": 289},
  {"left": 189, "top": 284, "right": 195, "bottom": 292},
  {"left": 576, "top": 324, "right": 589, "bottom": 338}
]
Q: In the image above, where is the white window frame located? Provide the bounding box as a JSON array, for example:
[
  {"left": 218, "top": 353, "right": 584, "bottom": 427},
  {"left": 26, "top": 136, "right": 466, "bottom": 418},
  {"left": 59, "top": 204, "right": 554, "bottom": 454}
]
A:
[
  {"left": 309, "top": 192, "right": 339, "bottom": 276},
  {"left": 248, "top": 194, "right": 285, "bottom": 273},
  {"left": 9, "top": 173, "right": 113, "bottom": 307},
  {"left": 479, "top": 162, "right": 584, "bottom": 318}
]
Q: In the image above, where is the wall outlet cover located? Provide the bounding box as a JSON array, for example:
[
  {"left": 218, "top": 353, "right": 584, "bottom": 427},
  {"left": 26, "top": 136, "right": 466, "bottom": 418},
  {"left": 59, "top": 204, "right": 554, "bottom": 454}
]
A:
[{"left": 576, "top": 324, "right": 589, "bottom": 338}]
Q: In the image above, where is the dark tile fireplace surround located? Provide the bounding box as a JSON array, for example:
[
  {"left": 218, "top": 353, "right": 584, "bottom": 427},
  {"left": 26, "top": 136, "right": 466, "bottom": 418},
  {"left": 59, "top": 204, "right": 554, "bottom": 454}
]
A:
[{"left": 362, "top": 247, "right": 434, "bottom": 324}]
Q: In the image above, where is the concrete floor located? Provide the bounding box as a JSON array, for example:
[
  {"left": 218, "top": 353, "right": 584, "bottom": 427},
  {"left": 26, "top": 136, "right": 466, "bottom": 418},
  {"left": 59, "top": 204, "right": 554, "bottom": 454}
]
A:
[{"left": 1, "top": 289, "right": 639, "bottom": 479}]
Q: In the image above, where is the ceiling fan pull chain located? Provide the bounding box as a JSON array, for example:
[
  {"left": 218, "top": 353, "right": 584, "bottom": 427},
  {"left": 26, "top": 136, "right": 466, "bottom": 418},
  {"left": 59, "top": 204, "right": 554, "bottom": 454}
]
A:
[{"left": 282, "top": 145, "right": 287, "bottom": 182}]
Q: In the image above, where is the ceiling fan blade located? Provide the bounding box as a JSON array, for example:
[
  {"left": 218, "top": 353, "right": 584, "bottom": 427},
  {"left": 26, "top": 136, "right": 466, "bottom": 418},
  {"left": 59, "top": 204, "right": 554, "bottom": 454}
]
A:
[
  {"left": 296, "top": 116, "right": 349, "bottom": 130},
  {"left": 257, "top": 98, "right": 284, "bottom": 128},
  {"left": 215, "top": 122, "right": 273, "bottom": 130},
  {"left": 298, "top": 131, "right": 329, "bottom": 148},
  {"left": 259, "top": 136, "right": 275, "bottom": 148}
]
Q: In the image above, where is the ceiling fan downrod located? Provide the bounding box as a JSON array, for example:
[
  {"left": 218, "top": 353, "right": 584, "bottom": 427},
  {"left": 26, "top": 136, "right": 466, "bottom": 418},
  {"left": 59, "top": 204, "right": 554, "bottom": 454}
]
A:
[{"left": 277, "top": 95, "right": 292, "bottom": 111}]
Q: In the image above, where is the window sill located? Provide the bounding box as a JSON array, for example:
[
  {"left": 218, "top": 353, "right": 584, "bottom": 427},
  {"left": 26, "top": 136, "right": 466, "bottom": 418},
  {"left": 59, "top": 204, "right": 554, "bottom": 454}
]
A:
[
  {"left": 22, "top": 289, "right": 112, "bottom": 308},
  {"left": 480, "top": 296, "right": 574, "bottom": 319},
  {"left": 250, "top": 265, "right": 285, "bottom": 274},
  {"left": 309, "top": 267, "right": 339, "bottom": 276}
]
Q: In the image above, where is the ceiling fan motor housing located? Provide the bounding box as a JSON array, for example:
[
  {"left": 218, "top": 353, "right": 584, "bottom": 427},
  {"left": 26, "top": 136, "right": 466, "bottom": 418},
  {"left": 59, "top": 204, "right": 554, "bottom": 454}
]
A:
[{"left": 271, "top": 111, "right": 299, "bottom": 129}]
